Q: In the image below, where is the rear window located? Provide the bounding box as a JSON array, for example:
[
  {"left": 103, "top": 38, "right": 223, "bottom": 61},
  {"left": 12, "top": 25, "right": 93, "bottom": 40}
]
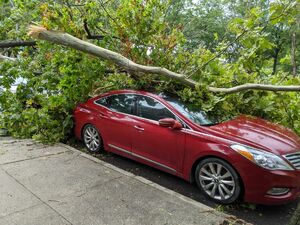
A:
[{"left": 95, "top": 94, "right": 136, "bottom": 115}]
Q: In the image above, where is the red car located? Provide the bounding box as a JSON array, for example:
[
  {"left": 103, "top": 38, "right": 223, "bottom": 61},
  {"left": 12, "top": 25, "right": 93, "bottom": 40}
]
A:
[{"left": 73, "top": 90, "right": 300, "bottom": 205}]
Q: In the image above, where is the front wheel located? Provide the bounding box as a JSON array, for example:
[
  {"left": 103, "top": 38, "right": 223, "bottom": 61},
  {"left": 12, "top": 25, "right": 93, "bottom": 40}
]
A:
[
  {"left": 82, "top": 124, "right": 103, "bottom": 153},
  {"left": 195, "top": 157, "right": 241, "bottom": 204}
]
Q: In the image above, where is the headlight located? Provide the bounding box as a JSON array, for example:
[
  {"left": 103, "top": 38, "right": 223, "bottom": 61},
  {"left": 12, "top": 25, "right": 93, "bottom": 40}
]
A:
[{"left": 231, "top": 144, "right": 294, "bottom": 171}]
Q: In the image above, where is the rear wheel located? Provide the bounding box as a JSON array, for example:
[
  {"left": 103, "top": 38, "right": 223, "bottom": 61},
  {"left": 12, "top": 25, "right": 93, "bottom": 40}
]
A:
[
  {"left": 195, "top": 157, "right": 241, "bottom": 204},
  {"left": 82, "top": 124, "right": 102, "bottom": 153}
]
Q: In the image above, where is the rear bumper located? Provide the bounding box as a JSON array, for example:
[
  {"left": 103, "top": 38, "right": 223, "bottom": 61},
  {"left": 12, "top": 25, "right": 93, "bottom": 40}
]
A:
[{"left": 73, "top": 119, "right": 83, "bottom": 141}]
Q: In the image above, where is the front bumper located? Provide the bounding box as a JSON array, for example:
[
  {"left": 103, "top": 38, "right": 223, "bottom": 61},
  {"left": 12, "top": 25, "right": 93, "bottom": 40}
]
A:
[
  {"left": 244, "top": 170, "right": 300, "bottom": 205},
  {"left": 234, "top": 158, "right": 300, "bottom": 205}
]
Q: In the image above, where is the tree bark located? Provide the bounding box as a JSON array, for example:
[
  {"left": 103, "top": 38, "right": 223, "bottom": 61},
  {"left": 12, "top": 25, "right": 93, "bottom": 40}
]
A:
[
  {"left": 0, "top": 40, "right": 36, "bottom": 48},
  {"left": 291, "top": 32, "right": 297, "bottom": 76},
  {"left": 27, "top": 25, "right": 300, "bottom": 94}
]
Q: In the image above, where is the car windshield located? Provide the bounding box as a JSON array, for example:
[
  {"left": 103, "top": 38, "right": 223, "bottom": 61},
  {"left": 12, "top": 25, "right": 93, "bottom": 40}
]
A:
[{"left": 161, "top": 94, "right": 218, "bottom": 126}]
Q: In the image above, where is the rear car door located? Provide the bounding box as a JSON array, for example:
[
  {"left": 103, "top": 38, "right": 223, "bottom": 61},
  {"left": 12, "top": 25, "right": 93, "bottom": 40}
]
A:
[
  {"left": 94, "top": 94, "right": 137, "bottom": 156},
  {"left": 131, "top": 95, "right": 185, "bottom": 174}
]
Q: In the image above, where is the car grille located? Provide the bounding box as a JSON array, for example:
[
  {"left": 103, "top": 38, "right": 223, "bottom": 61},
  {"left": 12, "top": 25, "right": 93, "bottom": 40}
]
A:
[{"left": 284, "top": 152, "right": 300, "bottom": 169}]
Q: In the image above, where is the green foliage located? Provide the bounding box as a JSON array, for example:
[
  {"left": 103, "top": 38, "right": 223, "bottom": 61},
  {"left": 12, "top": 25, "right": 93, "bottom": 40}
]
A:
[{"left": 0, "top": 0, "right": 299, "bottom": 143}]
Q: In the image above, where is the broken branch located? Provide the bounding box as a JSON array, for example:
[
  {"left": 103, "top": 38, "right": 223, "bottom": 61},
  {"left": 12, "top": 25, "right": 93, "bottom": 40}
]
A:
[{"left": 27, "top": 25, "right": 300, "bottom": 94}]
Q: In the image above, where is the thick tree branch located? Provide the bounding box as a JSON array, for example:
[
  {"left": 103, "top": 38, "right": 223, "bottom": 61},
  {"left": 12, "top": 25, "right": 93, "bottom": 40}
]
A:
[
  {"left": 27, "top": 25, "right": 195, "bottom": 86},
  {"left": 209, "top": 83, "right": 300, "bottom": 94},
  {"left": 27, "top": 25, "right": 300, "bottom": 94},
  {"left": 0, "top": 40, "right": 36, "bottom": 48}
]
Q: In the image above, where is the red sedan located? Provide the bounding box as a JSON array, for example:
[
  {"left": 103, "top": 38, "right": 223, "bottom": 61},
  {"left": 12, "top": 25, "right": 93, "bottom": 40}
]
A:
[{"left": 73, "top": 90, "right": 300, "bottom": 205}]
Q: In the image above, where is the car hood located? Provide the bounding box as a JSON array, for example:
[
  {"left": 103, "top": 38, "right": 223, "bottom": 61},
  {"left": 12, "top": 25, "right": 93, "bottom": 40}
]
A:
[{"left": 209, "top": 115, "right": 300, "bottom": 155}]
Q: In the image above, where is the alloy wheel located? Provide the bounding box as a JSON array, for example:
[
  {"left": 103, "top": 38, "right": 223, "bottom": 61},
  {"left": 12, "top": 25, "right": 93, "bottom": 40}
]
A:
[
  {"left": 198, "top": 161, "right": 237, "bottom": 202},
  {"left": 83, "top": 125, "right": 101, "bottom": 152}
]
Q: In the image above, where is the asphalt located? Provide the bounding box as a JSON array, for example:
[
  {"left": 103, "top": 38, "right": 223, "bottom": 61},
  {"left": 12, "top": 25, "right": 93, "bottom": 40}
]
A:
[{"left": 0, "top": 137, "right": 239, "bottom": 225}]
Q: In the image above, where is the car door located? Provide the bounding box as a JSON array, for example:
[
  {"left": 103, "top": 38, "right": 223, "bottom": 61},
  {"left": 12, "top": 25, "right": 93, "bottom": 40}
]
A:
[
  {"left": 94, "top": 94, "right": 137, "bottom": 157},
  {"left": 131, "top": 95, "right": 185, "bottom": 174}
]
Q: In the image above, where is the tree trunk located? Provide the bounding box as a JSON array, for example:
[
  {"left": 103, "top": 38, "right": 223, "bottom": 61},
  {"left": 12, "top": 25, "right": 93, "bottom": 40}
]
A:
[
  {"left": 27, "top": 25, "right": 300, "bottom": 94},
  {"left": 291, "top": 32, "right": 297, "bottom": 76},
  {"left": 272, "top": 47, "right": 280, "bottom": 75}
]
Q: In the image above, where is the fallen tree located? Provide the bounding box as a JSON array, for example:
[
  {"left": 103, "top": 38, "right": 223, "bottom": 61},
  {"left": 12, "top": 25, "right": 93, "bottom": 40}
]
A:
[{"left": 27, "top": 25, "right": 300, "bottom": 94}]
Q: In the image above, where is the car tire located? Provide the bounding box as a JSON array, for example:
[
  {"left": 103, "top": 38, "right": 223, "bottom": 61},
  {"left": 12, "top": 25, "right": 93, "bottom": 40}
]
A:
[
  {"left": 195, "top": 157, "right": 241, "bottom": 204},
  {"left": 82, "top": 124, "right": 103, "bottom": 153}
]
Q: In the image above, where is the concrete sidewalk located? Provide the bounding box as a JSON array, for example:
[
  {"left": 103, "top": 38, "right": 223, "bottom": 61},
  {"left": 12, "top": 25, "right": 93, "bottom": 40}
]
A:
[{"left": 0, "top": 137, "right": 231, "bottom": 225}]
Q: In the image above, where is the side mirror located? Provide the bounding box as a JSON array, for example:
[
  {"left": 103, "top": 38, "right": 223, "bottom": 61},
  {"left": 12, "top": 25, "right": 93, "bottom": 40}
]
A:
[{"left": 158, "top": 118, "right": 182, "bottom": 130}]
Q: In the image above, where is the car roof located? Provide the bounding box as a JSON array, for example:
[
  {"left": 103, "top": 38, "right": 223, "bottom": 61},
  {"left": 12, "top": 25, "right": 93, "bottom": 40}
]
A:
[
  {"left": 89, "top": 89, "right": 165, "bottom": 102},
  {"left": 88, "top": 89, "right": 184, "bottom": 119}
]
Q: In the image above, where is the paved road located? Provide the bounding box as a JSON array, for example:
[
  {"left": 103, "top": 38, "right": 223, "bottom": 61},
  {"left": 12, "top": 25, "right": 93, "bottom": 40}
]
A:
[
  {"left": 0, "top": 137, "right": 232, "bottom": 225},
  {"left": 72, "top": 142, "right": 298, "bottom": 225}
]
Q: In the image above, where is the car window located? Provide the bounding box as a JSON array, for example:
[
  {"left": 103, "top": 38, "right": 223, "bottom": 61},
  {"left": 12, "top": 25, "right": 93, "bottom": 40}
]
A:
[
  {"left": 95, "top": 97, "right": 109, "bottom": 107},
  {"left": 137, "top": 96, "right": 175, "bottom": 121},
  {"left": 96, "top": 94, "right": 136, "bottom": 115},
  {"left": 160, "top": 93, "right": 217, "bottom": 126}
]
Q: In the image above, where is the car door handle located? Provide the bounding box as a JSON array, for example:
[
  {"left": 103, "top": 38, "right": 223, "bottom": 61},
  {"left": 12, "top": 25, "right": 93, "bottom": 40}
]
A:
[
  {"left": 99, "top": 113, "right": 108, "bottom": 118},
  {"left": 134, "top": 125, "right": 144, "bottom": 131}
]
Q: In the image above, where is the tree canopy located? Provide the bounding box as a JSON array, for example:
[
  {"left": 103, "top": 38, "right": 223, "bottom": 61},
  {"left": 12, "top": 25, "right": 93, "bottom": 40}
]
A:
[{"left": 0, "top": 0, "right": 299, "bottom": 142}]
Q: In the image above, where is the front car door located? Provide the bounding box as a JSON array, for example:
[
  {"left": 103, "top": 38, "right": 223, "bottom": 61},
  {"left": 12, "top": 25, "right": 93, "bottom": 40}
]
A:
[{"left": 131, "top": 95, "right": 186, "bottom": 174}]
